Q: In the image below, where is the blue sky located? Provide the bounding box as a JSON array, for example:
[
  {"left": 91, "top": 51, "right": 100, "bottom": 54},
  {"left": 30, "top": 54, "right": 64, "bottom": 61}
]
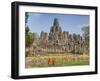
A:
[{"left": 26, "top": 12, "right": 89, "bottom": 36}]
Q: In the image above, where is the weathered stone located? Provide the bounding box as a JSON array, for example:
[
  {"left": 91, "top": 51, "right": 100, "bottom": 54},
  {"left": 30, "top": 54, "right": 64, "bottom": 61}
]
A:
[{"left": 27, "top": 18, "right": 89, "bottom": 55}]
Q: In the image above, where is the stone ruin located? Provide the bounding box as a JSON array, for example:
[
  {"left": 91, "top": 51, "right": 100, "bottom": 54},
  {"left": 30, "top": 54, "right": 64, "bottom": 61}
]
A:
[{"left": 26, "top": 18, "right": 89, "bottom": 56}]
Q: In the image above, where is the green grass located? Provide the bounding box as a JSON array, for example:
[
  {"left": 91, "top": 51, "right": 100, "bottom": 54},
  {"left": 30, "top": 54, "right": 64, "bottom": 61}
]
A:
[{"left": 25, "top": 54, "right": 89, "bottom": 68}]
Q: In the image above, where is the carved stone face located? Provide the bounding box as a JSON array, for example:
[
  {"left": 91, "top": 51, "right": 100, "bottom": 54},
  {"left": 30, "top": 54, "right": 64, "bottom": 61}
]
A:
[{"left": 36, "top": 18, "right": 88, "bottom": 54}]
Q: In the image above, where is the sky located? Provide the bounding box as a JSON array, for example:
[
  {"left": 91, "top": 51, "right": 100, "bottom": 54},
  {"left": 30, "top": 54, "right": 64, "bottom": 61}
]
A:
[{"left": 26, "top": 12, "right": 89, "bottom": 36}]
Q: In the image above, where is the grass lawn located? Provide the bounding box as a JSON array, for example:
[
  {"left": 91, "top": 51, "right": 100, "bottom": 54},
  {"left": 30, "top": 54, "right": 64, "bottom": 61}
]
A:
[{"left": 25, "top": 53, "right": 89, "bottom": 68}]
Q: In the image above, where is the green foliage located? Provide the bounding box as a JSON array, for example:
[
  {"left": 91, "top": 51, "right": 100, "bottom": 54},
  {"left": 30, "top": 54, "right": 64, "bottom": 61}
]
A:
[
  {"left": 25, "top": 26, "right": 29, "bottom": 34},
  {"left": 25, "top": 14, "right": 38, "bottom": 48},
  {"left": 82, "top": 26, "right": 89, "bottom": 54},
  {"left": 25, "top": 32, "right": 33, "bottom": 47},
  {"left": 25, "top": 12, "right": 33, "bottom": 47},
  {"left": 25, "top": 12, "right": 29, "bottom": 25},
  {"left": 82, "top": 26, "right": 89, "bottom": 41}
]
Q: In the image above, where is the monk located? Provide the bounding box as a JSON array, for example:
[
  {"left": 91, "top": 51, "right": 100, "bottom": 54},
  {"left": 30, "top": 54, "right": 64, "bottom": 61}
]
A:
[{"left": 48, "top": 57, "right": 55, "bottom": 66}]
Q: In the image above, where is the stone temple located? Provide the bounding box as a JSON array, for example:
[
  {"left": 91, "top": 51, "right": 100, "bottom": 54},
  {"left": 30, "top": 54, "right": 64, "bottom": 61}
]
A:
[{"left": 28, "top": 18, "right": 88, "bottom": 55}]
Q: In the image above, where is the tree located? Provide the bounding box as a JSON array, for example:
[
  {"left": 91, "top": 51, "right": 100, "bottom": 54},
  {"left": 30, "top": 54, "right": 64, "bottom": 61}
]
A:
[
  {"left": 25, "top": 26, "right": 29, "bottom": 34},
  {"left": 25, "top": 13, "right": 33, "bottom": 47},
  {"left": 82, "top": 26, "right": 89, "bottom": 41},
  {"left": 81, "top": 25, "right": 89, "bottom": 54},
  {"left": 25, "top": 12, "right": 29, "bottom": 26},
  {"left": 25, "top": 32, "right": 33, "bottom": 47},
  {"left": 25, "top": 13, "right": 29, "bottom": 34}
]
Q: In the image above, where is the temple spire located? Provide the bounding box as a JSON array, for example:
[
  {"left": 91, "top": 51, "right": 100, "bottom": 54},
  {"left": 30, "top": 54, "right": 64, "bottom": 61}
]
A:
[{"left": 53, "top": 18, "right": 59, "bottom": 26}]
